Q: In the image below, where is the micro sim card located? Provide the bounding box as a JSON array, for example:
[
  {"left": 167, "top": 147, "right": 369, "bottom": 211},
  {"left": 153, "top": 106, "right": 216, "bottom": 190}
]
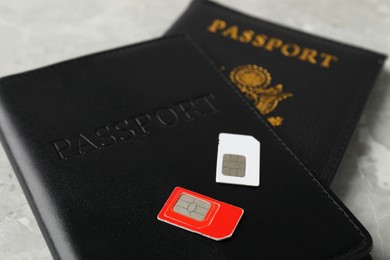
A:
[
  {"left": 216, "top": 133, "right": 260, "bottom": 187},
  {"left": 157, "top": 187, "right": 244, "bottom": 241}
]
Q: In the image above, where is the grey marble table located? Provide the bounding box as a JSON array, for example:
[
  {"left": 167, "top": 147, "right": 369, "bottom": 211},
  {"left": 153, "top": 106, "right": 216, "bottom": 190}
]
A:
[{"left": 0, "top": 0, "right": 389, "bottom": 259}]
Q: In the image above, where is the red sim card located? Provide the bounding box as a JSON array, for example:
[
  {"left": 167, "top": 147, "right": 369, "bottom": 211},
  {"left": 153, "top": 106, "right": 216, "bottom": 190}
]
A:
[{"left": 157, "top": 187, "right": 244, "bottom": 241}]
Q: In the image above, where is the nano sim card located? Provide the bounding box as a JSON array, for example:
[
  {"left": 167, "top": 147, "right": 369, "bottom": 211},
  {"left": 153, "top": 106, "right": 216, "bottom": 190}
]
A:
[
  {"left": 216, "top": 133, "right": 260, "bottom": 187},
  {"left": 157, "top": 187, "right": 244, "bottom": 241}
]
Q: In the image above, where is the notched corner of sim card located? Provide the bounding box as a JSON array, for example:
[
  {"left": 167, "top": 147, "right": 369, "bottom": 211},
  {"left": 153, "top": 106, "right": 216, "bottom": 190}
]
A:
[
  {"left": 212, "top": 207, "right": 245, "bottom": 241},
  {"left": 248, "top": 135, "right": 260, "bottom": 145}
]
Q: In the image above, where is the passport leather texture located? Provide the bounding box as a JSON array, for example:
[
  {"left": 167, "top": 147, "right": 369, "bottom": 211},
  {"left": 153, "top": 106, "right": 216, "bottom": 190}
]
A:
[
  {"left": 0, "top": 35, "right": 372, "bottom": 259},
  {"left": 165, "top": 0, "right": 387, "bottom": 186}
]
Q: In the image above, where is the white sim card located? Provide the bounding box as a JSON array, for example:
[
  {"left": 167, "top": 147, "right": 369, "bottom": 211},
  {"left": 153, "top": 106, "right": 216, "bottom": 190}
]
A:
[{"left": 216, "top": 133, "right": 260, "bottom": 187}]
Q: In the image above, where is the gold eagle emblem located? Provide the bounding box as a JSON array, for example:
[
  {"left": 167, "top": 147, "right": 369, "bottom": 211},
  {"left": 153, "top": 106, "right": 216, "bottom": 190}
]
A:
[{"left": 229, "top": 64, "right": 292, "bottom": 126}]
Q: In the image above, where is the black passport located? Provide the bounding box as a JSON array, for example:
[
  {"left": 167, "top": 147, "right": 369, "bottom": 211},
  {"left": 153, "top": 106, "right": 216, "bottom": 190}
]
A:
[
  {"left": 0, "top": 36, "right": 372, "bottom": 259},
  {"left": 166, "top": 0, "right": 387, "bottom": 185}
]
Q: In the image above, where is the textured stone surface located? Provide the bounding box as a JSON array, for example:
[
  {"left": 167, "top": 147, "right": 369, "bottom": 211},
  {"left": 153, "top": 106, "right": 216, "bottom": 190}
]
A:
[{"left": 0, "top": 0, "right": 389, "bottom": 259}]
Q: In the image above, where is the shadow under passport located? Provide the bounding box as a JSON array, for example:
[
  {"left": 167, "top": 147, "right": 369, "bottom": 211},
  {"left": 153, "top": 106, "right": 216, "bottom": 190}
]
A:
[
  {"left": 332, "top": 69, "right": 390, "bottom": 260},
  {"left": 332, "top": 68, "right": 390, "bottom": 192}
]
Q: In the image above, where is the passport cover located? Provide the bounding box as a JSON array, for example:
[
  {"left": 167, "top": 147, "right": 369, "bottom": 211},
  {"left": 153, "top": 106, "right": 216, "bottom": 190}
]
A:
[
  {"left": 166, "top": 0, "right": 387, "bottom": 185},
  {"left": 0, "top": 35, "right": 372, "bottom": 259}
]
